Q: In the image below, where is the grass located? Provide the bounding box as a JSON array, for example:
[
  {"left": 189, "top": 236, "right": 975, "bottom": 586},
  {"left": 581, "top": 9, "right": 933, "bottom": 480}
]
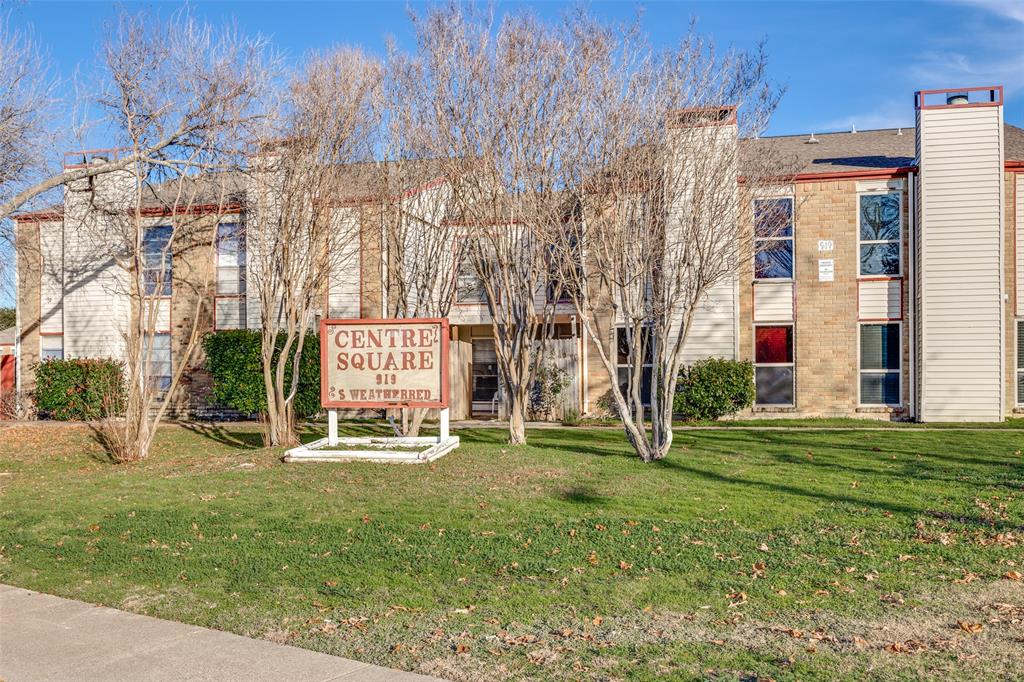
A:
[{"left": 1, "top": 421, "right": 1022, "bottom": 680}]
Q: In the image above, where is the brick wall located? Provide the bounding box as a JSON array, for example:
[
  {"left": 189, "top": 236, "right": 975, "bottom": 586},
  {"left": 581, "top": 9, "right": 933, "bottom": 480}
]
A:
[
  {"left": 15, "top": 220, "right": 42, "bottom": 403},
  {"left": 738, "top": 178, "right": 911, "bottom": 419}
]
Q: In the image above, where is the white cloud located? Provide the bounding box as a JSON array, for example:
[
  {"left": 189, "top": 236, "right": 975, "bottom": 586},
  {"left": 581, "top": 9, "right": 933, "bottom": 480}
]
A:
[
  {"left": 955, "top": 0, "right": 1024, "bottom": 23},
  {"left": 813, "top": 1, "right": 1023, "bottom": 132}
]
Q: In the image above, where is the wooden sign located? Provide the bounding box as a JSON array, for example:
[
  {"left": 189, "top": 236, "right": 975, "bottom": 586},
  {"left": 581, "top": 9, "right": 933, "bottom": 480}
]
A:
[{"left": 320, "top": 318, "right": 449, "bottom": 409}]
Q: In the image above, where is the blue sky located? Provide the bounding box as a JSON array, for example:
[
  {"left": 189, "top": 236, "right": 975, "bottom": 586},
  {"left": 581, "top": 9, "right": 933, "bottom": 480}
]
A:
[
  {"left": 7, "top": 0, "right": 1022, "bottom": 138},
  {"left": 1, "top": 0, "right": 1022, "bottom": 308}
]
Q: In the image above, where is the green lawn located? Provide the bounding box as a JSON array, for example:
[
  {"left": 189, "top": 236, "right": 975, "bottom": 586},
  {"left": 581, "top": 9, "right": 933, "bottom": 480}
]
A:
[{"left": 1, "top": 422, "right": 1022, "bottom": 680}]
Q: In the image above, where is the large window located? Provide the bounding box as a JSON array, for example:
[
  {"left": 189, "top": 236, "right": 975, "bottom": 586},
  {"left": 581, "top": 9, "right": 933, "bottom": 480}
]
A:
[
  {"left": 143, "top": 225, "right": 173, "bottom": 296},
  {"left": 1017, "top": 321, "right": 1023, "bottom": 406},
  {"left": 859, "top": 193, "right": 901, "bottom": 276},
  {"left": 471, "top": 338, "right": 499, "bottom": 414},
  {"left": 616, "top": 327, "right": 652, "bottom": 407},
  {"left": 215, "top": 223, "right": 246, "bottom": 329},
  {"left": 40, "top": 335, "right": 63, "bottom": 361},
  {"left": 860, "top": 323, "right": 900, "bottom": 406},
  {"left": 456, "top": 258, "right": 487, "bottom": 304},
  {"left": 145, "top": 333, "right": 172, "bottom": 391},
  {"left": 754, "top": 325, "right": 794, "bottom": 405},
  {"left": 753, "top": 198, "right": 794, "bottom": 280}
]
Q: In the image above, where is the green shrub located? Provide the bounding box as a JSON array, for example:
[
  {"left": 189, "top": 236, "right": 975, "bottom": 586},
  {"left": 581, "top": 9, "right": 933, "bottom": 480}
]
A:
[
  {"left": 673, "top": 358, "right": 754, "bottom": 421},
  {"left": 203, "top": 330, "right": 321, "bottom": 418},
  {"left": 34, "top": 358, "right": 124, "bottom": 421}
]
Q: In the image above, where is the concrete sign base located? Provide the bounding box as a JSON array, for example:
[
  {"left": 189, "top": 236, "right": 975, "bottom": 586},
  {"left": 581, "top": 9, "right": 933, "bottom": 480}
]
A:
[{"left": 284, "top": 408, "right": 459, "bottom": 464}]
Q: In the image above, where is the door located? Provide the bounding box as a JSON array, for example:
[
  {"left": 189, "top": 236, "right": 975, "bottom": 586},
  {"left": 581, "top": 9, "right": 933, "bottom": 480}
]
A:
[{"left": 0, "top": 355, "right": 14, "bottom": 418}]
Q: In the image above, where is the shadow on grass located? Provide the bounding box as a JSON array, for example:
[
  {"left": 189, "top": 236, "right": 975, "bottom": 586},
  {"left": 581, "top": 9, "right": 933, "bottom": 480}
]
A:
[
  {"left": 178, "top": 422, "right": 266, "bottom": 449},
  {"left": 653, "top": 456, "right": 1022, "bottom": 531},
  {"left": 557, "top": 485, "right": 611, "bottom": 505}
]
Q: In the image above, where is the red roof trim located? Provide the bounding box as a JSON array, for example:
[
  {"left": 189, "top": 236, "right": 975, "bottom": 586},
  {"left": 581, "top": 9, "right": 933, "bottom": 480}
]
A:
[
  {"left": 12, "top": 210, "right": 64, "bottom": 222},
  {"left": 792, "top": 166, "right": 917, "bottom": 182}
]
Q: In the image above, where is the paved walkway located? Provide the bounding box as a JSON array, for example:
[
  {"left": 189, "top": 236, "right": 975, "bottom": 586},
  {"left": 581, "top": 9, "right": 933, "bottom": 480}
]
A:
[{"left": 0, "top": 585, "right": 443, "bottom": 682}]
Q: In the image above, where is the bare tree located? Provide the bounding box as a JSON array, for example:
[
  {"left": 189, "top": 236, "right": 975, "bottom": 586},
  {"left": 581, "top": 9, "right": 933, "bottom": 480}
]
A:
[
  {"left": 369, "top": 39, "right": 474, "bottom": 437},
  {"left": 554, "top": 21, "right": 792, "bottom": 461},
  {"left": 0, "top": 17, "right": 53, "bottom": 303},
  {"left": 68, "top": 11, "right": 270, "bottom": 461},
  {"left": 247, "top": 49, "right": 382, "bottom": 447},
  {"left": 409, "top": 5, "right": 579, "bottom": 445}
]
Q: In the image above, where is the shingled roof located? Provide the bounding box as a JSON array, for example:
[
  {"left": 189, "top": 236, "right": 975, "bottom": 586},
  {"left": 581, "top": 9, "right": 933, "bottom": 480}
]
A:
[{"left": 741, "top": 123, "right": 1024, "bottom": 176}]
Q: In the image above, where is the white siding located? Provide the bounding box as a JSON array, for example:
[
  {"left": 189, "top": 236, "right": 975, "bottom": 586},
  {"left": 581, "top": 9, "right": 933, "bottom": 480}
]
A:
[
  {"left": 858, "top": 279, "right": 901, "bottom": 320},
  {"left": 328, "top": 208, "right": 361, "bottom": 319},
  {"left": 753, "top": 281, "right": 794, "bottom": 322},
  {"left": 62, "top": 171, "right": 133, "bottom": 361},
  {"left": 449, "top": 304, "right": 492, "bottom": 326},
  {"left": 38, "top": 220, "right": 63, "bottom": 334},
  {"left": 680, "top": 278, "right": 737, "bottom": 363},
  {"left": 917, "top": 105, "right": 1004, "bottom": 421}
]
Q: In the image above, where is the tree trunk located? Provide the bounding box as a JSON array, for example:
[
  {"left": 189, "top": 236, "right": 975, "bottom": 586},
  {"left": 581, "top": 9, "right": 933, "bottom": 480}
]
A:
[
  {"left": 506, "top": 385, "right": 528, "bottom": 445},
  {"left": 402, "top": 407, "right": 427, "bottom": 437}
]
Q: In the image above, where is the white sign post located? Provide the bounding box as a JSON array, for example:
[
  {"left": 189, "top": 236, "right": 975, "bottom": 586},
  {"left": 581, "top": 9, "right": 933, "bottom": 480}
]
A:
[{"left": 285, "top": 318, "right": 459, "bottom": 464}]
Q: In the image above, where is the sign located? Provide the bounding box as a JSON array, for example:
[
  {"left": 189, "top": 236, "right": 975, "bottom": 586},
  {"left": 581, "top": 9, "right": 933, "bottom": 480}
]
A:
[
  {"left": 320, "top": 318, "right": 449, "bottom": 409},
  {"left": 818, "top": 259, "right": 835, "bottom": 282},
  {"left": 817, "top": 239, "right": 834, "bottom": 252}
]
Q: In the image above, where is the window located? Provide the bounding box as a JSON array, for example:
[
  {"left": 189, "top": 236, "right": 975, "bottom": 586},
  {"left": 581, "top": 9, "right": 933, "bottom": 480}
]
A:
[
  {"left": 471, "top": 338, "right": 499, "bottom": 413},
  {"left": 1017, "top": 321, "right": 1023, "bottom": 405},
  {"left": 859, "top": 193, "right": 901, "bottom": 276},
  {"left": 859, "top": 323, "right": 900, "bottom": 405},
  {"left": 145, "top": 333, "right": 172, "bottom": 391},
  {"left": 143, "top": 225, "right": 173, "bottom": 296},
  {"left": 616, "top": 327, "right": 652, "bottom": 406},
  {"left": 215, "top": 223, "right": 246, "bottom": 329},
  {"left": 216, "top": 223, "right": 246, "bottom": 295},
  {"left": 754, "top": 325, "right": 793, "bottom": 405},
  {"left": 456, "top": 258, "right": 487, "bottom": 304},
  {"left": 753, "top": 198, "right": 794, "bottom": 279},
  {"left": 40, "top": 335, "right": 63, "bottom": 361}
]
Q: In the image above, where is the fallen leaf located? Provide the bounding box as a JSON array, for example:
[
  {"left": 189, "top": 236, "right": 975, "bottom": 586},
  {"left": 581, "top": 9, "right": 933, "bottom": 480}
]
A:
[
  {"left": 958, "top": 620, "right": 984, "bottom": 634},
  {"left": 1003, "top": 570, "right": 1022, "bottom": 581}
]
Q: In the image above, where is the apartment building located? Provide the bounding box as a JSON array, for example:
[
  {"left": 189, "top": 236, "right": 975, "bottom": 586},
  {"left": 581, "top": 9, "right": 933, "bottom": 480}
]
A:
[{"left": 12, "top": 85, "right": 1024, "bottom": 422}]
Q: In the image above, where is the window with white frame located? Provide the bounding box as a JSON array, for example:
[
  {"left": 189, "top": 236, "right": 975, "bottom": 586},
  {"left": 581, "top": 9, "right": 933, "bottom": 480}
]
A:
[
  {"left": 859, "top": 193, "right": 901, "bottom": 276},
  {"left": 754, "top": 324, "right": 794, "bottom": 405},
  {"left": 145, "top": 333, "right": 172, "bottom": 391},
  {"left": 40, "top": 335, "right": 63, "bottom": 361},
  {"left": 616, "top": 326, "right": 652, "bottom": 407},
  {"left": 859, "top": 323, "right": 900, "bottom": 406},
  {"left": 143, "top": 225, "right": 173, "bottom": 296},
  {"left": 753, "top": 197, "right": 794, "bottom": 280},
  {"left": 456, "top": 257, "right": 487, "bottom": 303},
  {"left": 215, "top": 223, "right": 246, "bottom": 329},
  {"left": 1017, "top": 320, "right": 1023, "bottom": 405}
]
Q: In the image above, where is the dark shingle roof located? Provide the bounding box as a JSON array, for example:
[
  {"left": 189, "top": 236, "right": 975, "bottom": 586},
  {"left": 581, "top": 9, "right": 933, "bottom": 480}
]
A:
[{"left": 742, "top": 123, "right": 1024, "bottom": 176}]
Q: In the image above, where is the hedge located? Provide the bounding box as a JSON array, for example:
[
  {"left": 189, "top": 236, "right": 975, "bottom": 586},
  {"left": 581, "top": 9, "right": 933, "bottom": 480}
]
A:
[
  {"left": 203, "top": 330, "right": 321, "bottom": 418},
  {"left": 674, "top": 358, "right": 754, "bottom": 421},
  {"left": 34, "top": 358, "right": 124, "bottom": 421}
]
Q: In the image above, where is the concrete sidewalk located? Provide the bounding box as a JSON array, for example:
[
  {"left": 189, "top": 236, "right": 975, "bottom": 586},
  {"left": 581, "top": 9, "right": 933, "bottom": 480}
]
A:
[{"left": 0, "top": 585, "right": 444, "bottom": 681}]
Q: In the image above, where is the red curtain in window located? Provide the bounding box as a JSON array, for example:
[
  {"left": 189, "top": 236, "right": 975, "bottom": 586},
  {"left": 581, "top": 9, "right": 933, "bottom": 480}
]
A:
[{"left": 755, "top": 326, "right": 792, "bottom": 364}]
